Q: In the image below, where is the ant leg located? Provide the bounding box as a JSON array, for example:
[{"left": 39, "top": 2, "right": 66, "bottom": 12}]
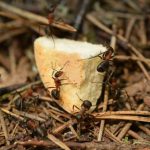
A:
[
  {"left": 105, "top": 70, "right": 114, "bottom": 85},
  {"left": 48, "top": 26, "right": 55, "bottom": 48},
  {"left": 59, "top": 79, "right": 68, "bottom": 81},
  {"left": 76, "top": 93, "right": 83, "bottom": 102},
  {"left": 73, "top": 105, "right": 80, "bottom": 112},
  {"left": 51, "top": 62, "right": 58, "bottom": 77},
  {"left": 47, "top": 86, "right": 56, "bottom": 89},
  {"left": 60, "top": 83, "right": 73, "bottom": 86},
  {"left": 59, "top": 61, "right": 69, "bottom": 71}
]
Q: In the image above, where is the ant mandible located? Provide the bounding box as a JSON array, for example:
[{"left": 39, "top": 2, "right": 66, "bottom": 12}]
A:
[{"left": 97, "top": 46, "right": 114, "bottom": 72}]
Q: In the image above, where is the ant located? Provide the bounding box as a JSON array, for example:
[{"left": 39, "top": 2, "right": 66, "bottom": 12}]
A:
[
  {"left": 51, "top": 89, "right": 60, "bottom": 100},
  {"left": 72, "top": 95, "right": 95, "bottom": 136},
  {"left": 46, "top": 4, "right": 76, "bottom": 32},
  {"left": 97, "top": 45, "right": 114, "bottom": 72},
  {"left": 48, "top": 61, "right": 69, "bottom": 100},
  {"left": 22, "top": 119, "right": 46, "bottom": 137},
  {"left": 42, "top": 4, "right": 76, "bottom": 36},
  {"left": 73, "top": 94, "right": 92, "bottom": 120},
  {"left": 76, "top": 100, "right": 92, "bottom": 120}
]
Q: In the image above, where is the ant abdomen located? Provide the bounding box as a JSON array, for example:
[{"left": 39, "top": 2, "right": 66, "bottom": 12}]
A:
[
  {"left": 97, "top": 60, "right": 109, "bottom": 72},
  {"left": 51, "top": 89, "right": 60, "bottom": 100}
]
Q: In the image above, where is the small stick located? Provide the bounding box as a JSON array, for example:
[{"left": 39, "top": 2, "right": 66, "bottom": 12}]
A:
[
  {"left": 9, "top": 45, "right": 16, "bottom": 76},
  {"left": 15, "top": 139, "right": 126, "bottom": 149},
  {"left": 0, "top": 1, "right": 76, "bottom": 32},
  {"left": 47, "top": 134, "right": 71, "bottom": 150},
  {"left": 43, "top": 106, "right": 78, "bottom": 138},
  {"left": 46, "top": 110, "right": 64, "bottom": 123},
  {"left": 0, "top": 80, "right": 41, "bottom": 101},
  {"left": 0, "top": 53, "right": 10, "bottom": 70},
  {"left": 10, "top": 122, "right": 19, "bottom": 136},
  {"left": 0, "top": 11, "right": 20, "bottom": 19},
  {"left": 73, "top": 0, "right": 91, "bottom": 38},
  {"left": 98, "top": 99, "right": 116, "bottom": 109},
  {"left": 94, "top": 110, "right": 150, "bottom": 116},
  {"left": 117, "top": 104, "right": 145, "bottom": 140},
  {"left": 125, "top": 17, "right": 136, "bottom": 41},
  {"left": 104, "top": 128, "right": 122, "bottom": 143},
  {"left": 110, "top": 24, "right": 117, "bottom": 50},
  {"left": 128, "top": 130, "right": 144, "bottom": 141},
  {"left": 136, "top": 59, "right": 150, "bottom": 81},
  {"left": 32, "top": 93, "right": 53, "bottom": 102},
  {"left": 97, "top": 87, "right": 108, "bottom": 141},
  {"left": 47, "top": 109, "right": 71, "bottom": 119},
  {"left": 114, "top": 55, "right": 150, "bottom": 64},
  {"left": 13, "top": 109, "right": 46, "bottom": 122},
  {"left": 0, "top": 28, "right": 27, "bottom": 43},
  {"left": 112, "top": 122, "right": 125, "bottom": 135},
  {"left": 138, "top": 124, "right": 150, "bottom": 135},
  {"left": 45, "top": 102, "right": 67, "bottom": 116},
  {"left": 0, "top": 109, "right": 10, "bottom": 145},
  {"left": 107, "top": 11, "right": 143, "bottom": 19},
  {"left": 1, "top": 108, "right": 23, "bottom": 120},
  {"left": 139, "top": 19, "right": 147, "bottom": 45},
  {"left": 95, "top": 115, "right": 150, "bottom": 122},
  {"left": 52, "top": 119, "right": 77, "bottom": 135},
  {"left": 0, "top": 20, "right": 23, "bottom": 29}
]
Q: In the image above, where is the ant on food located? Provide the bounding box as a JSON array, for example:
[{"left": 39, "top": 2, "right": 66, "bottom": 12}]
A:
[
  {"left": 97, "top": 45, "right": 114, "bottom": 72},
  {"left": 48, "top": 61, "right": 69, "bottom": 100}
]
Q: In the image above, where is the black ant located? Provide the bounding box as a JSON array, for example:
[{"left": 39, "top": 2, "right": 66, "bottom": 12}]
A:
[
  {"left": 22, "top": 119, "right": 46, "bottom": 137},
  {"left": 51, "top": 89, "right": 60, "bottom": 100},
  {"left": 76, "top": 100, "right": 92, "bottom": 120},
  {"left": 97, "top": 46, "right": 114, "bottom": 72},
  {"left": 73, "top": 94, "right": 92, "bottom": 120},
  {"left": 72, "top": 95, "right": 95, "bottom": 136}
]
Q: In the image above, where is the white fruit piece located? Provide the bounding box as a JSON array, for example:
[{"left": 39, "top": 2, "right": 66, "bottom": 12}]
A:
[{"left": 34, "top": 37, "right": 107, "bottom": 113}]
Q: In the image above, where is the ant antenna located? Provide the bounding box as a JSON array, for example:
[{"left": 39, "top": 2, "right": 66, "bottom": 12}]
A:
[
  {"left": 76, "top": 93, "right": 84, "bottom": 102},
  {"left": 51, "top": 62, "right": 57, "bottom": 71},
  {"left": 51, "top": 61, "right": 69, "bottom": 72},
  {"left": 59, "top": 61, "right": 70, "bottom": 71}
]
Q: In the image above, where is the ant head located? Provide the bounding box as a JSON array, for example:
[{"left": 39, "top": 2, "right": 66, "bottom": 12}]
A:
[
  {"left": 76, "top": 93, "right": 92, "bottom": 110},
  {"left": 54, "top": 70, "right": 63, "bottom": 78},
  {"left": 103, "top": 46, "right": 114, "bottom": 59},
  {"left": 81, "top": 100, "right": 92, "bottom": 110}
]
